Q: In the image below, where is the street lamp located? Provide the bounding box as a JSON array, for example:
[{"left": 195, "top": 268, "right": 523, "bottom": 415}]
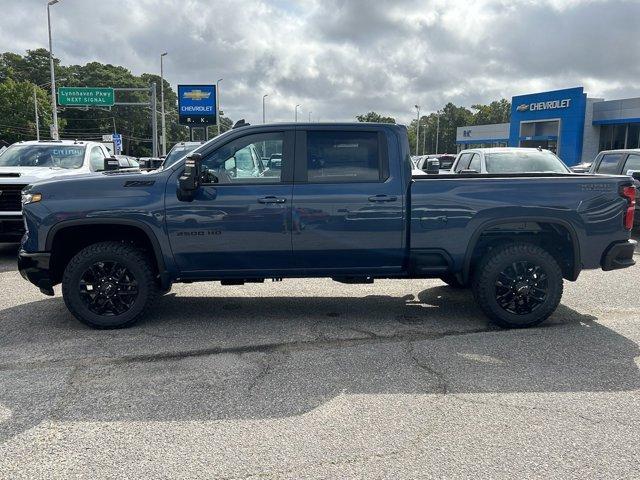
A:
[
  {"left": 262, "top": 94, "right": 268, "bottom": 123},
  {"left": 294, "top": 104, "right": 301, "bottom": 122},
  {"left": 160, "top": 52, "right": 168, "bottom": 155},
  {"left": 414, "top": 105, "right": 420, "bottom": 156},
  {"left": 47, "top": 0, "right": 61, "bottom": 140},
  {"left": 435, "top": 111, "right": 441, "bottom": 154},
  {"left": 216, "top": 78, "right": 223, "bottom": 135}
]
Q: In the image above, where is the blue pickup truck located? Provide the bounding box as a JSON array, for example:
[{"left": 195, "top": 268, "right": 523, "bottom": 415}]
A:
[{"left": 18, "top": 123, "right": 637, "bottom": 329}]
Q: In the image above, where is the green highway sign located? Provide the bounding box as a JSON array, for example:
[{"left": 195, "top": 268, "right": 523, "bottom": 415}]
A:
[{"left": 58, "top": 87, "right": 115, "bottom": 106}]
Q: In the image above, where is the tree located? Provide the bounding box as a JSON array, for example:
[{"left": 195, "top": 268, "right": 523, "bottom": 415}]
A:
[
  {"left": 471, "top": 99, "right": 511, "bottom": 125},
  {"left": 0, "top": 79, "right": 53, "bottom": 144},
  {"left": 356, "top": 111, "right": 396, "bottom": 123}
]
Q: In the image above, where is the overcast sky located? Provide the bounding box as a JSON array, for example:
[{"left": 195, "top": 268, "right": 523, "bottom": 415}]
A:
[{"left": 1, "top": 0, "right": 639, "bottom": 124}]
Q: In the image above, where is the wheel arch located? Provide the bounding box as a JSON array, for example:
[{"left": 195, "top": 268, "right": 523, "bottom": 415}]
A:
[
  {"left": 45, "top": 219, "right": 168, "bottom": 287},
  {"left": 462, "top": 217, "right": 581, "bottom": 284}
]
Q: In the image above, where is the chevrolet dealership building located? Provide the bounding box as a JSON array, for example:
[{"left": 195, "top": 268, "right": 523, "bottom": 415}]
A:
[{"left": 456, "top": 86, "right": 640, "bottom": 166}]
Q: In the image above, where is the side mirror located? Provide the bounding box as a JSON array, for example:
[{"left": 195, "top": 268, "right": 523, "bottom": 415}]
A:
[
  {"left": 178, "top": 153, "right": 203, "bottom": 197},
  {"left": 425, "top": 159, "right": 440, "bottom": 174},
  {"left": 103, "top": 157, "right": 120, "bottom": 171},
  {"left": 627, "top": 170, "right": 640, "bottom": 181}
]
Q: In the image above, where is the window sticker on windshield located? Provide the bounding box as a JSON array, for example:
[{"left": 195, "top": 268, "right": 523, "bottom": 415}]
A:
[{"left": 52, "top": 148, "right": 84, "bottom": 156}]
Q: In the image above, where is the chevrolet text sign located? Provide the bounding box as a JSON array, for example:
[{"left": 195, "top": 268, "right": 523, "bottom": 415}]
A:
[
  {"left": 178, "top": 84, "right": 217, "bottom": 125},
  {"left": 517, "top": 99, "right": 571, "bottom": 112}
]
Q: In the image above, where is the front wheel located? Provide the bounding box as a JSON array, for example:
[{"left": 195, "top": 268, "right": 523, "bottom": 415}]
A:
[
  {"left": 62, "top": 241, "right": 158, "bottom": 329},
  {"left": 472, "top": 243, "right": 563, "bottom": 328}
]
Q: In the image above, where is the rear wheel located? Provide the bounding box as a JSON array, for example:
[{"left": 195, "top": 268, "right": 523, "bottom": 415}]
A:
[
  {"left": 62, "top": 241, "right": 158, "bottom": 329},
  {"left": 472, "top": 243, "right": 563, "bottom": 328}
]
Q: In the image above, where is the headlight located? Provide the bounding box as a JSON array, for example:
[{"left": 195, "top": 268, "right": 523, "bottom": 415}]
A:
[{"left": 21, "top": 192, "right": 42, "bottom": 205}]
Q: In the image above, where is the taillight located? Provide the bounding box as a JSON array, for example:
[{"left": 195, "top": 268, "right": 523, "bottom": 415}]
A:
[{"left": 621, "top": 185, "right": 636, "bottom": 230}]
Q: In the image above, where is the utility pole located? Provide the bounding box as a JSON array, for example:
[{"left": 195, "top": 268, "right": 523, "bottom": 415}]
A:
[
  {"left": 262, "top": 94, "right": 268, "bottom": 123},
  {"left": 216, "top": 78, "right": 223, "bottom": 135},
  {"left": 295, "top": 104, "right": 301, "bottom": 122},
  {"left": 422, "top": 119, "right": 427, "bottom": 155},
  {"left": 33, "top": 86, "right": 40, "bottom": 141},
  {"left": 414, "top": 105, "right": 420, "bottom": 156},
  {"left": 150, "top": 82, "right": 158, "bottom": 157},
  {"left": 47, "top": 0, "right": 61, "bottom": 140},
  {"left": 435, "top": 111, "right": 441, "bottom": 154},
  {"left": 160, "top": 52, "right": 168, "bottom": 155},
  {"left": 308, "top": 111, "right": 312, "bottom": 122}
]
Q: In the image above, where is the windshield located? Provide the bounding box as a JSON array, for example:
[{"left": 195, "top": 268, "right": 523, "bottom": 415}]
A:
[
  {"left": 484, "top": 150, "right": 569, "bottom": 174},
  {"left": 163, "top": 144, "right": 200, "bottom": 167},
  {"left": 0, "top": 144, "right": 86, "bottom": 169}
]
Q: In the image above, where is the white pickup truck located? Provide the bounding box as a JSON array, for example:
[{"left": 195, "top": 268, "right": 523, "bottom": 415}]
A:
[{"left": 0, "top": 140, "right": 113, "bottom": 242}]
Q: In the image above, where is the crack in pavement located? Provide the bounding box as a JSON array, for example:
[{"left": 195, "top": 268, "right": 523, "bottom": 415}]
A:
[
  {"left": 0, "top": 326, "right": 498, "bottom": 373},
  {"left": 406, "top": 341, "right": 449, "bottom": 395}
]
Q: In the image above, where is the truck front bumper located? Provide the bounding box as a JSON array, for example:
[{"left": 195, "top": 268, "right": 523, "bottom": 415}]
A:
[
  {"left": 18, "top": 250, "right": 54, "bottom": 296},
  {"left": 601, "top": 240, "right": 637, "bottom": 271}
]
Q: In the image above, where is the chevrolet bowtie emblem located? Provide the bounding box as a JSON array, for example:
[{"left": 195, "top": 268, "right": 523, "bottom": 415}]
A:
[{"left": 183, "top": 90, "right": 211, "bottom": 101}]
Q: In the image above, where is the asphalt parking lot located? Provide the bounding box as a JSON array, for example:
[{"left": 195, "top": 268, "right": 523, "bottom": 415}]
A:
[{"left": 0, "top": 240, "right": 639, "bottom": 479}]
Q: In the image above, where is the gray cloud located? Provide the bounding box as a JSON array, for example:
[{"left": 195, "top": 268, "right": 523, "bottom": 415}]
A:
[{"left": 0, "top": 0, "right": 638, "bottom": 124}]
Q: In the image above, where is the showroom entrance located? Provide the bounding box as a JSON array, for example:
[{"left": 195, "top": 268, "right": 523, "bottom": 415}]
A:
[{"left": 519, "top": 120, "right": 560, "bottom": 154}]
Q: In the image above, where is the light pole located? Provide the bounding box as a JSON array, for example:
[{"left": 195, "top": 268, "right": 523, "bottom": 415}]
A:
[
  {"left": 33, "top": 85, "right": 40, "bottom": 141},
  {"left": 435, "top": 111, "right": 441, "bottom": 154},
  {"left": 216, "top": 78, "right": 223, "bottom": 135},
  {"left": 294, "top": 104, "right": 301, "bottom": 122},
  {"left": 160, "top": 52, "right": 168, "bottom": 155},
  {"left": 47, "top": 0, "right": 61, "bottom": 140},
  {"left": 414, "top": 105, "right": 420, "bottom": 156},
  {"left": 308, "top": 111, "right": 312, "bottom": 122},
  {"left": 262, "top": 94, "right": 268, "bottom": 123}
]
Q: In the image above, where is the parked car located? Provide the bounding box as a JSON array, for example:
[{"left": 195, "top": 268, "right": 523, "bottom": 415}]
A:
[
  {"left": 0, "top": 140, "right": 116, "bottom": 242},
  {"left": 589, "top": 149, "right": 640, "bottom": 227},
  {"left": 162, "top": 141, "right": 204, "bottom": 169},
  {"left": 115, "top": 155, "right": 140, "bottom": 172},
  {"left": 18, "top": 123, "right": 636, "bottom": 330},
  {"left": 451, "top": 147, "right": 571, "bottom": 174}
]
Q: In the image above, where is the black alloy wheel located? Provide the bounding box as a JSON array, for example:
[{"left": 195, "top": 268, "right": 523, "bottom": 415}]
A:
[
  {"left": 494, "top": 261, "right": 548, "bottom": 315},
  {"left": 79, "top": 261, "right": 139, "bottom": 316}
]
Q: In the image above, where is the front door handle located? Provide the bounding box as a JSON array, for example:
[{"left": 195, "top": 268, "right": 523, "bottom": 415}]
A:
[
  {"left": 368, "top": 194, "right": 397, "bottom": 203},
  {"left": 258, "top": 196, "right": 287, "bottom": 204}
]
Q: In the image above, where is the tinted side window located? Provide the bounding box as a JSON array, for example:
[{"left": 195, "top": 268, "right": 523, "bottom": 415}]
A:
[
  {"left": 202, "top": 132, "right": 283, "bottom": 184},
  {"left": 623, "top": 154, "right": 640, "bottom": 174},
  {"left": 455, "top": 153, "right": 472, "bottom": 172},
  {"left": 89, "top": 146, "right": 106, "bottom": 171},
  {"left": 307, "top": 131, "right": 381, "bottom": 183},
  {"left": 469, "top": 154, "right": 481, "bottom": 172},
  {"left": 596, "top": 153, "right": 623, "bottom": 174}
]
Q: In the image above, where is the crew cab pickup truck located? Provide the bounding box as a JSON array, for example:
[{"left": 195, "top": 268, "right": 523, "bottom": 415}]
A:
[
  {"left": 0, "top": 140, "right": 114, "bottom": 242},
  {"left": 18, "top": 123, "right": 637, "bottom": 329}
]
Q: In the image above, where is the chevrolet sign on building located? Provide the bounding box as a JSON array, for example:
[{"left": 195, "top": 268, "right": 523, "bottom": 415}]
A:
[
  {"left": 178, "top": 84, "right": 217, "bottom": 125},
  {"left": 458, "top": 86, "right": 640, "bottom": 166}
]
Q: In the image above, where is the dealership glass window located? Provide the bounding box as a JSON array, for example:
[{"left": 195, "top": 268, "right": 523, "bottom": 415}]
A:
[
  {"left": 626, "top": 123, "right": 640, "bottom": 149},
  {"left": 306, "top": 131, "right": 381, "bottom": 183},
  {"left": 599, "top": 125, "right": 613, "bottom": 151},
  {"left": 623, "top": 154, "right": 640, "bottom": 173},
  {"left": 595, "top": 153, "right": 623, "bottom": 174},
  {"left": 613, "top": 124, "right": 626, "bottom": 149}
]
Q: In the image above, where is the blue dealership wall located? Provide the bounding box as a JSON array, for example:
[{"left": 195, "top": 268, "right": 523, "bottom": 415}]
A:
[{"left": 509, "top": 87, "right": 587, "bottom": 166}]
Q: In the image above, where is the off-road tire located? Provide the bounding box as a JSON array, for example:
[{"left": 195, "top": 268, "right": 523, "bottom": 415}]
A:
[
  {"left": 62, "top": 241, "right": 158, "bottom": 329},
  {"left": 472, "top": 243, "right": 563, "bottom": 328}
]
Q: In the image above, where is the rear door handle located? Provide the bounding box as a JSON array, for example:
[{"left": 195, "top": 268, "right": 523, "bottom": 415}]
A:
[
  {"left": 258, "top": 196, "right": 287, "bottom": 204},
  {"left": 368, "top": 194, "right": 397, "bottom": 203}
]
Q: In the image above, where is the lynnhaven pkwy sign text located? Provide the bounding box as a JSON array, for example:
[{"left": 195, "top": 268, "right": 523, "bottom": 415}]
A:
[{"left": 58, "top": 87, "right": 115, "bottom": 107}]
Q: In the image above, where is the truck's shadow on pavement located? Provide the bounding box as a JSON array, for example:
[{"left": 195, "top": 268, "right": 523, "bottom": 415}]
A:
[{"left": 0, "top": 283, "right": 639, "bottom": 443}]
